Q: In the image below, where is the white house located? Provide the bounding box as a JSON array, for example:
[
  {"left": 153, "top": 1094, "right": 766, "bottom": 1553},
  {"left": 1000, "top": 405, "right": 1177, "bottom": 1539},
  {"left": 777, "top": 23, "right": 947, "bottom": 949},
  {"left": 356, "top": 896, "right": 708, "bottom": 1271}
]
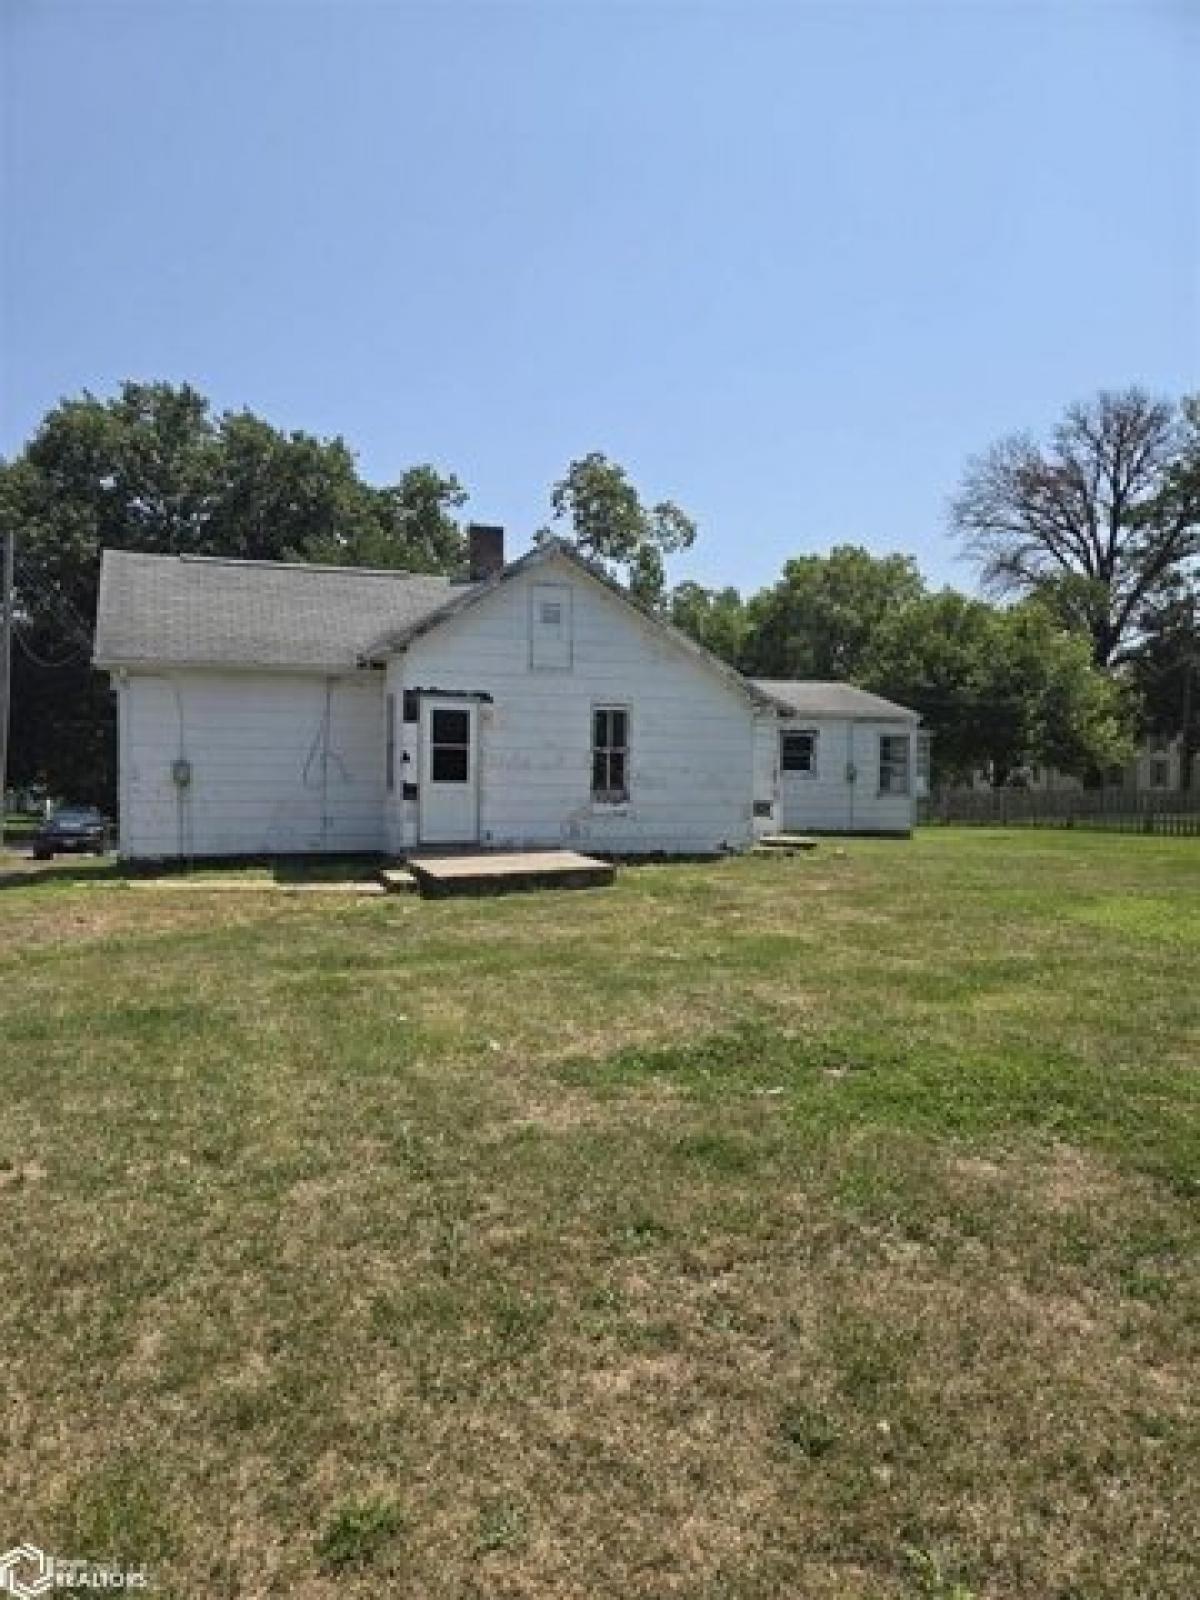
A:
[
  {"left": 92, "top": 528, "right": 921, "bottom": 860},
  {"left": 960, "top": 736, "right": 1197, "bottom": 797}
]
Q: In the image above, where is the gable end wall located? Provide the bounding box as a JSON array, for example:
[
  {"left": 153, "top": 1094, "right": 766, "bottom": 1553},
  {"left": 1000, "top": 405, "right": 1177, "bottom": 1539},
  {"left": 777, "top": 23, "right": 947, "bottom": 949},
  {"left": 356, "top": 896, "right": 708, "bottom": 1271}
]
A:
[{"left": 387, "top": 554, "right": 756, "bottom": 854}]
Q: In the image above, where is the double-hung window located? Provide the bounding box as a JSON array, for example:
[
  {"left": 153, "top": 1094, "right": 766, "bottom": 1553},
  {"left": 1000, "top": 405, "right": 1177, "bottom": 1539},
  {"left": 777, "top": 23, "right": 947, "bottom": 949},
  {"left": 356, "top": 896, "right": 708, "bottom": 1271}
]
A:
[
  {"left": 780, "top": 730, "right": 817, "bottom": 776},
  {"left": 592, "top": 707, "right": 629, "bottom": 804},
  {"left": 879, "top": 734, "right": 911, "bottom": 795}
]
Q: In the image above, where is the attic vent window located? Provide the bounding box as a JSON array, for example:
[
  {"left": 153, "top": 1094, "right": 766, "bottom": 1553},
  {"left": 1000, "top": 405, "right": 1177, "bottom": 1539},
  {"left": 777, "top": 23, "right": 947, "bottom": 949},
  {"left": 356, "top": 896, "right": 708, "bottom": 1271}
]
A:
[{"left": 530, "top": 582, "right": 572, "bottom": 670}]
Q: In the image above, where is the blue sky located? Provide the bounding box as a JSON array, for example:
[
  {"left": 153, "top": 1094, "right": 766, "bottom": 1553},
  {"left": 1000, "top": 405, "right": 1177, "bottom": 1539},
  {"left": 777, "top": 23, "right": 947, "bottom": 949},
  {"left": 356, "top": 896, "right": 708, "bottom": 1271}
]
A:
[{"left": 2, "top": 0, "right": 1196, "bottom": 594}]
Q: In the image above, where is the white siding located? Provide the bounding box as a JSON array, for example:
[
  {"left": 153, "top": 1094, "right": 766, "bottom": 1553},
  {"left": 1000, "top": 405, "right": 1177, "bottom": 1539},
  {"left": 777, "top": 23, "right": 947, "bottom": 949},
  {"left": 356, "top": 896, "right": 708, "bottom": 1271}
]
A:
[
  {"left": 387, "top": 554, "right": 756, "bottom": 854},
  {"left": 752, "top": 712, "right": 780, "bottom": 837},
  {"left": 777, "top": 718, "right": 916, "bottom": 834},
  {"left": 118, "top": 669, "right": 385, "bottom": 858}
]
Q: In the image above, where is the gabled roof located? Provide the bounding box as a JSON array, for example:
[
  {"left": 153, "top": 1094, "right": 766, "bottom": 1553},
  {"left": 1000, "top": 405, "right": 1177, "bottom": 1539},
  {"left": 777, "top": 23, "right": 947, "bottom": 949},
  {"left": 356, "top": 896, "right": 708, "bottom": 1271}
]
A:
[
  {"left": 752, "top": 679, "right": 920, "bottom": 723},
  {"left": 93, "top": 550, "right": 473, "bottom": 671},
  {"left": 361, "top": 538, "right": 779, "bottom": 709},
  {"left": 92, "top": 546, "right": 918, "bottom": 726}
]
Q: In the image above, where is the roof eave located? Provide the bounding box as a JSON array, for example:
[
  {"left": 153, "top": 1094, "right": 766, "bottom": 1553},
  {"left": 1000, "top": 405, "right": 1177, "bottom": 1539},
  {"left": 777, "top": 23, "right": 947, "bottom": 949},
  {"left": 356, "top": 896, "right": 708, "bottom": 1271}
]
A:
[
  {"left": 768, "top": 704, "right": 921, "bottom": 724},
  {"left": 94, "top": 655, "right": 374, "bottom": 676}
]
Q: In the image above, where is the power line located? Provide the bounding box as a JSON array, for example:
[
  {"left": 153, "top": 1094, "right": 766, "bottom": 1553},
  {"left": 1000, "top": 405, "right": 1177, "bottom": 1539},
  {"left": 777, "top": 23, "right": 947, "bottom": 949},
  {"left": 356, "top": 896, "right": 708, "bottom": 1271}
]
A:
[
  {"left": 12, "top": 550, "right": 94, "bottom": 653},
  {"left": 15, "top": 625, "right": 87, "bottom": 669}
]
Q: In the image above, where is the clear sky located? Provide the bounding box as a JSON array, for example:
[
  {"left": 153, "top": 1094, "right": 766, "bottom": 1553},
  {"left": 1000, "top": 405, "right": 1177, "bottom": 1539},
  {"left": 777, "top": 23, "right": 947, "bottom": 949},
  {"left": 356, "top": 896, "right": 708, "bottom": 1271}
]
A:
[{"left": 2, "top": 0, "right": 1196, "bottom": 594}]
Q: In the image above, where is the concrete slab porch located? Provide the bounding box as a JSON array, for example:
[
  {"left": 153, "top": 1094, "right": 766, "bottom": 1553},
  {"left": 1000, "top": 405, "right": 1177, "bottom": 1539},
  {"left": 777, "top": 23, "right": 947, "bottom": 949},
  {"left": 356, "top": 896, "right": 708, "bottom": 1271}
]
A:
[{"left": 404, "top": 849, "right": 616, "bottom": 898}]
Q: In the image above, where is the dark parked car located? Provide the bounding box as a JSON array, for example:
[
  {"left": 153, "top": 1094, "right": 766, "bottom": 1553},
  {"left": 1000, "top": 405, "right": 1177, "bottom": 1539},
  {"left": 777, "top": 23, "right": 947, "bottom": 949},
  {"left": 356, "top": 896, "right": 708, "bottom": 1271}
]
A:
[{"left": 31, "top": 807, "right": 111, "bottom": 860}]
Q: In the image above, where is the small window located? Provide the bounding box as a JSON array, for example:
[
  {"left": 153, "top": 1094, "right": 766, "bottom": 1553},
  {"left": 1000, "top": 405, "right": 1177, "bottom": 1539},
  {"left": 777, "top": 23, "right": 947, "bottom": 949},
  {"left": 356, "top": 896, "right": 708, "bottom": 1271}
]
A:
[
  {"left": 780, "top": 730, "right": 817, "bottom": 775},
  {"left": 432, "top": 708, "right": 469, "bottom": 744},
  {"left": 1150, "top": 756, "right": 1170, "bottom": 790},
  {"left": 385, "top": 693, "right": 396, "bottom": 792},
  {"left": 403, "top": 690, "right": 419, "bottom": 723},
  {"left": 879, "top": 734, "right": 910, "bottom": 795},
  {"left": 432, "top": 747, "right": 468, "bottom": 782},
  {"left": 592, "top": 706, "right": 629, "bottom": 804},
  {"left": 530, "top": 582, "right": 572, "bottom": 670}
]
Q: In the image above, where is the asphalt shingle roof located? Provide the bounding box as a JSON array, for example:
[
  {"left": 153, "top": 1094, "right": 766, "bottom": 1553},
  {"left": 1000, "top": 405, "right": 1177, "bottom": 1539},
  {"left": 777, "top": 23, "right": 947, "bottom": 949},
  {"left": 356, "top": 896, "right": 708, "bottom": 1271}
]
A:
[
  {"left": 751, "top": 679, "right": 919, "bottom": 722},
  {"left": 94, "top": 550, "right": 475, "bottom": 670},
  {"left": 91, "top": 551, "right": 920, "bottom": 728}
]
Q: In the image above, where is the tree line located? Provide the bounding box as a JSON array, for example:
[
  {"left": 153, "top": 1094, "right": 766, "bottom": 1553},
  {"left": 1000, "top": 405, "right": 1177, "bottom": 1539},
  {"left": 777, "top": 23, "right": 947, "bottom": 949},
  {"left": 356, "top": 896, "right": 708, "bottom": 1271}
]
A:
[
  {"left": 2, "top": 382, "right": 1196, "bottom": 804},
  {"left": 666, "top": 390, "right": 1199, "bottom": 787}
]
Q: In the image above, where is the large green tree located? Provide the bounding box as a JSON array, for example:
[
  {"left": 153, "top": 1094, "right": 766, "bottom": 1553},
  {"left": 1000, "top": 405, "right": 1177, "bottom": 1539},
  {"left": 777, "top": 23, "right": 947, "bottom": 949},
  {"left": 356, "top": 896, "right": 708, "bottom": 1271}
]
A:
[
  {"left": 741, "top": 545, "right": 925, "bottom": 679},
  {"left": 667, "top": 581, "right": 750, "bottom": 666},
  {"left": 541, "top": 452, "right": 696, "bottom": 604},
  {"left": 1126, "top": 399, "right": 1200, "bottom": 786},
  {"left": 303, "top": 464, "right": 468, "bottom": 573},
  {"left": 1, "top": 381, "right": 468, "bottom": 802},
  {"left": 1128, "top": 578, "right": 1198, "bottom": 788},
  {"left": 863, "top": 592, "right": 1132, "bottom": 785}
]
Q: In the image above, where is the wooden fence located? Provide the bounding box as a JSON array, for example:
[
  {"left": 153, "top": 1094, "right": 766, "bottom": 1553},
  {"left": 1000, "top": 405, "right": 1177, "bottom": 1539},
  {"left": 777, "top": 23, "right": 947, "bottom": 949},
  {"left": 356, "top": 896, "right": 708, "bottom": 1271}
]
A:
[{"left": 921, "top": 787, "right": 1200, "bottom": 837}]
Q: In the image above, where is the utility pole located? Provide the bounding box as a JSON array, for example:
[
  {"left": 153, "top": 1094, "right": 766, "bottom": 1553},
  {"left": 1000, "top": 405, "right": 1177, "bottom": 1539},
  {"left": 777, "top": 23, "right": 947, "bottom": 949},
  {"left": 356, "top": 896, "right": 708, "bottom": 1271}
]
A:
[{"left": 0, "top": 529, "right": 13, "bottom": 833}]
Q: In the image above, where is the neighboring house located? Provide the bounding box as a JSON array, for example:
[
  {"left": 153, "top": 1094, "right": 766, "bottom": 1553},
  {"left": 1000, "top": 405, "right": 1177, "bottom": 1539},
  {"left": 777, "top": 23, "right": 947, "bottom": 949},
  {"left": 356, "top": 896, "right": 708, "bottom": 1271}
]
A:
[
  {"left": 93, "top": 528, "right": 921, "bottom": 859},
  {"left": 1117, "top": 738, "right": 1196, "bottom": 794},
  {"left": 959, "top": 737, "right": 1197, "bottom": 796}
]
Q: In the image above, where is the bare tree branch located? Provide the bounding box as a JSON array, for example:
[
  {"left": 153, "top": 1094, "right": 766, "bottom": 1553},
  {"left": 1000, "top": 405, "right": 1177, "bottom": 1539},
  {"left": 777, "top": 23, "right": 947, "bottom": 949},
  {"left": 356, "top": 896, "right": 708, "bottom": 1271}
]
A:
[{"left": 949, "top": 389, "right": 1198, "bottom": 664}]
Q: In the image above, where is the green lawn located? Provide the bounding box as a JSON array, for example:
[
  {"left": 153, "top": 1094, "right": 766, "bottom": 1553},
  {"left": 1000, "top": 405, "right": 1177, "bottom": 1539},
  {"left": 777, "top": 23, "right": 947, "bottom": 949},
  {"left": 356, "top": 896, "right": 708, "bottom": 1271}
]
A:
[{"left": 1, "top": 832, "right": 1197, "bottom": 1599}]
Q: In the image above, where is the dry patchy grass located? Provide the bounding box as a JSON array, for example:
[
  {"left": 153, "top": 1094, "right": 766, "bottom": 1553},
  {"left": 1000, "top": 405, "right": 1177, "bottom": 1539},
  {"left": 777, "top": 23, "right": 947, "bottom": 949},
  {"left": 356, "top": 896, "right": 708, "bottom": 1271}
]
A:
[{"left": 0, "top": 831, "right": 1197, "bottom": 1598}]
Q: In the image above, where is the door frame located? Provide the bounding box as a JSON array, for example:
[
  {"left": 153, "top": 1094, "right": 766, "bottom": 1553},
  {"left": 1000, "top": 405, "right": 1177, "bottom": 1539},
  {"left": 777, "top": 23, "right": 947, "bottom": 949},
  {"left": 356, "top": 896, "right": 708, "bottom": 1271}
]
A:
[{"left": 417, "top": 695, "right": 481, "bottom": 846}]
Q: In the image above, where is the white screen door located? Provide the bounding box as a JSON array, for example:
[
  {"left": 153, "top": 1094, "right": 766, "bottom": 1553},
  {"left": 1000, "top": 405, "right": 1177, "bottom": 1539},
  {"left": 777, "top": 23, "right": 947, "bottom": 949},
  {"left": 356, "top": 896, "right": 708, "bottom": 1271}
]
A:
[{"left": 419, "top": 699, "right": 479, "bottom": 844}]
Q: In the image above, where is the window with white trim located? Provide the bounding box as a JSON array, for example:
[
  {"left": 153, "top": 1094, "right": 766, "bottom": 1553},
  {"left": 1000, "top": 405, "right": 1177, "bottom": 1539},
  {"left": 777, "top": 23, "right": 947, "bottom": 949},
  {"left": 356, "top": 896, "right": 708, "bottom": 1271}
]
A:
[
  {"left": 1150, "top": 755, "right": 1170, "bottom": 789},
  {"left": 592, "top": 707, "right": 629, "bottom": 804},
  {"left": 879, "top": 734, "right": 910, "bottom": 795},
  {"left": 780, "top": 729, "right": 817, "bottom": 776}
]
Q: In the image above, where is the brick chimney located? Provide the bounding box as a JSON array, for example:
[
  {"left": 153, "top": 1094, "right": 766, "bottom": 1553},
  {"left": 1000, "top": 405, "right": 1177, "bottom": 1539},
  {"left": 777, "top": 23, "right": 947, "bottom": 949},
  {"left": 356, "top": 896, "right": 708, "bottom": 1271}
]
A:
[{"left": 468, "top": 523, "right": 505, "bottom": 582}]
